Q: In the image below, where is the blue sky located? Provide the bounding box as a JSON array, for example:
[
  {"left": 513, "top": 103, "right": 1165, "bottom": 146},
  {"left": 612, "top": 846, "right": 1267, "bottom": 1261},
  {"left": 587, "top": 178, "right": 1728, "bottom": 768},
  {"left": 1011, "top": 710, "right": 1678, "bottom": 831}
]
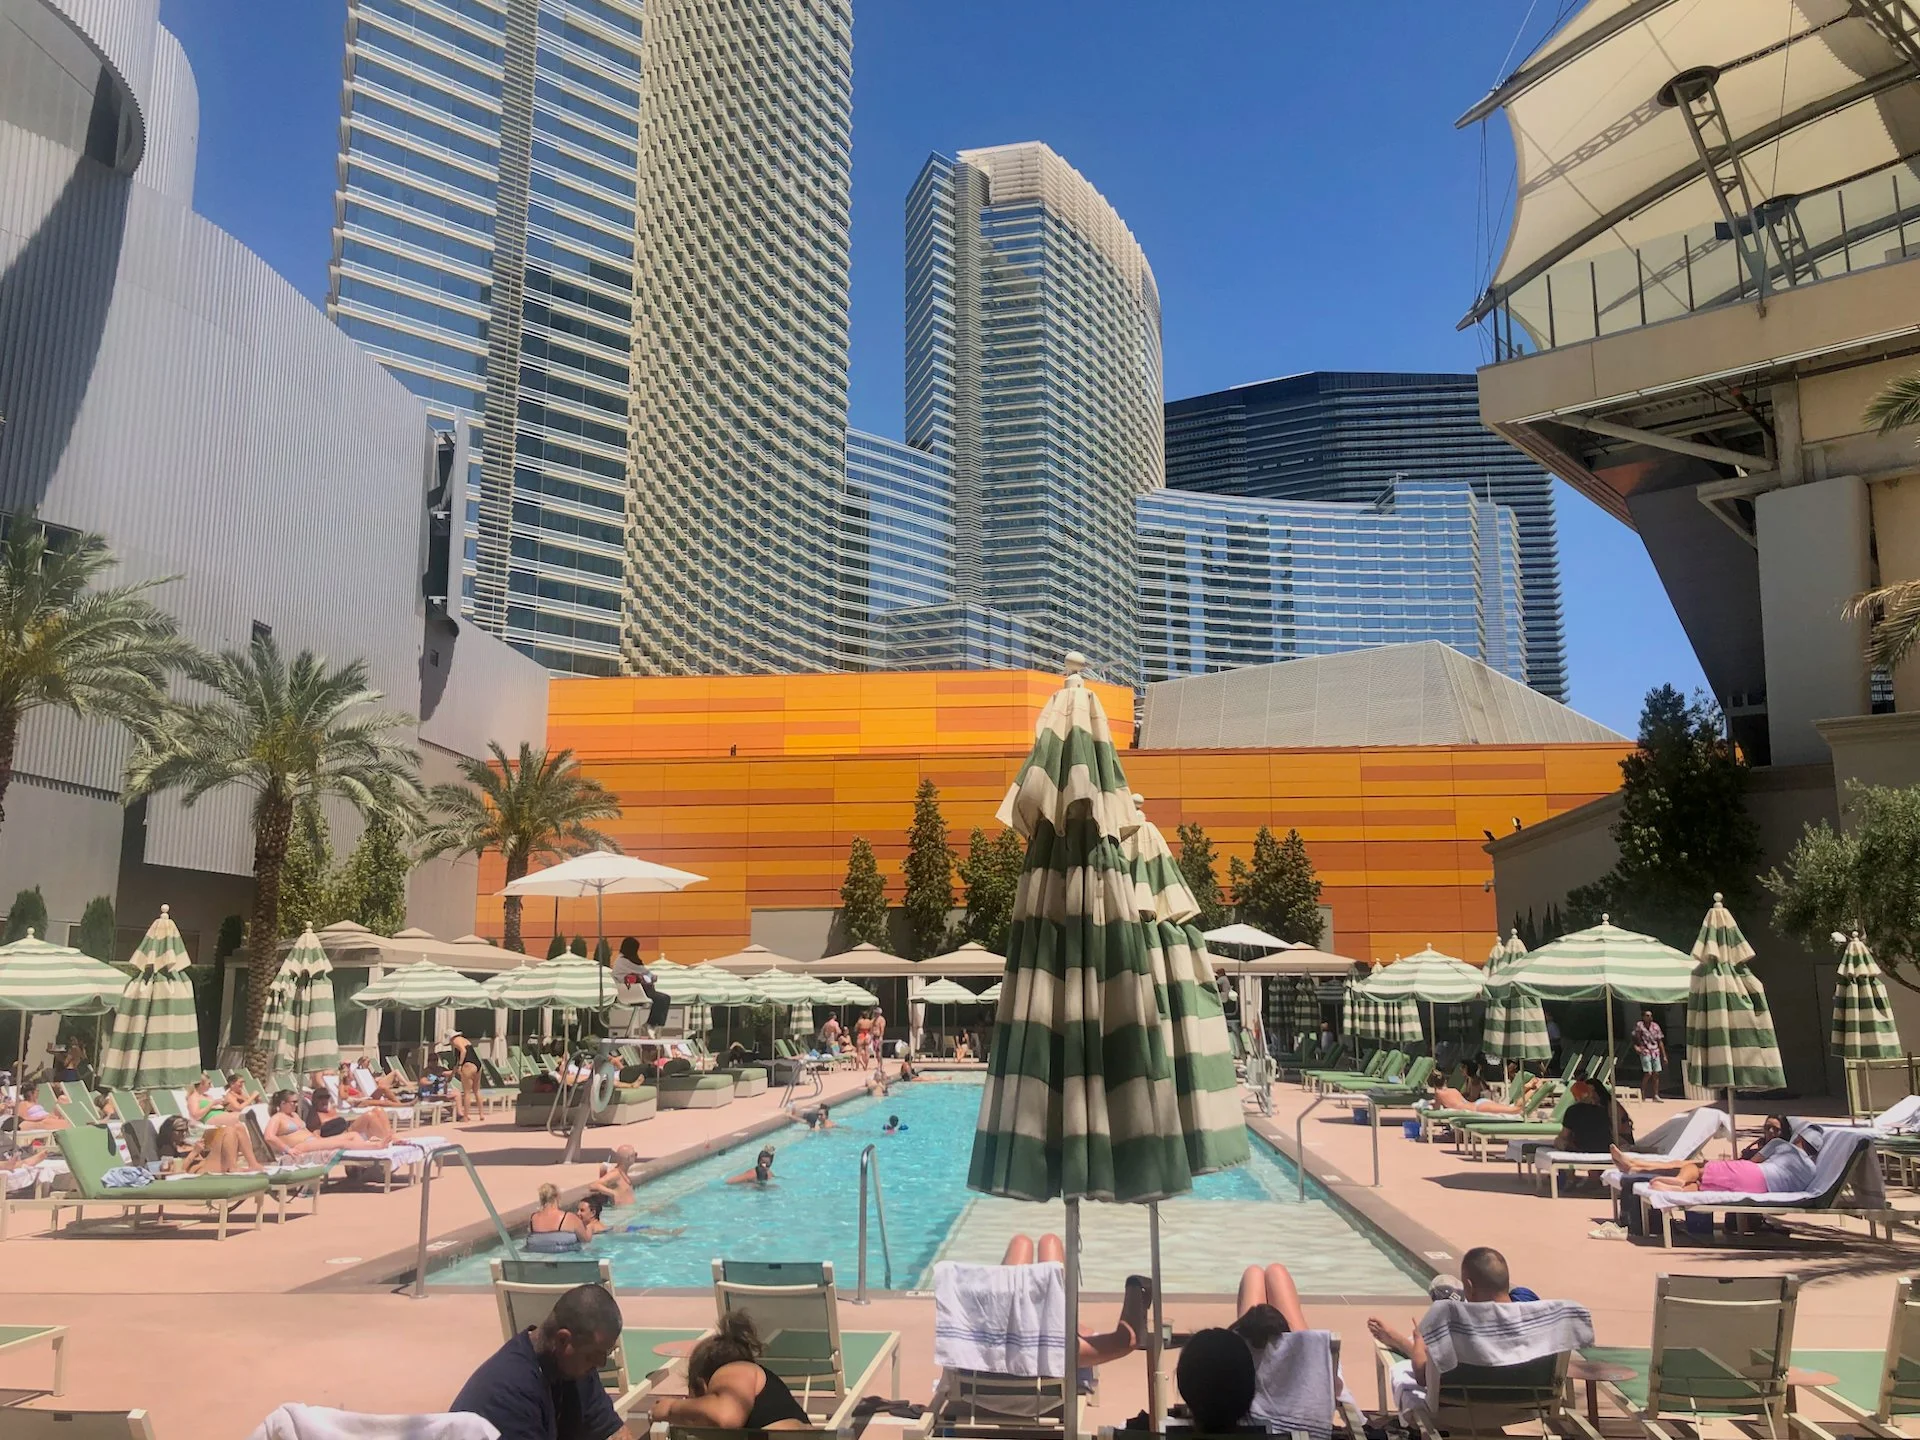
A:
[{"left": 156, "top": 0, "right": 1705, "bottom": 735}]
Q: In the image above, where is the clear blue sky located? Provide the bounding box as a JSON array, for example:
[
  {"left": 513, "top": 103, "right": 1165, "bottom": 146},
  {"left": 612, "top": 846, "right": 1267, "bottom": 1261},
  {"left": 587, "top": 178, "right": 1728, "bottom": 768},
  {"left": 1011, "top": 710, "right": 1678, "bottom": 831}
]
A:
[{"left": 157, "top": 0, "right": 1706, "bottom": 735}]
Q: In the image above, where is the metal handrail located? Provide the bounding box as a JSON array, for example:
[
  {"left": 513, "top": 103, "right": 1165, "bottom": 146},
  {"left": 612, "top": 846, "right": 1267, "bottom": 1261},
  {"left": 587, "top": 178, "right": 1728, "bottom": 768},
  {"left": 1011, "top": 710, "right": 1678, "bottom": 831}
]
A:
[
  {"left": 854, "top": 1143, "right": 893, "bottom": 1303},
  {"left": 410, "top": 1142, "right": 516, "bottom": 1299},
  {"left": 777, "top": 1060, "right": 823, "bottom": 1111}
]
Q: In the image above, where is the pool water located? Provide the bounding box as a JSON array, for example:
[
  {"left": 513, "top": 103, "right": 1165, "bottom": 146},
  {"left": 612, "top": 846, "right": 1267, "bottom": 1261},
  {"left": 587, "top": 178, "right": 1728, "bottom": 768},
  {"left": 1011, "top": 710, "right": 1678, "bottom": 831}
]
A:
[{"left": 435, "top": 1079, "right": 1424, "bottom": 1295}]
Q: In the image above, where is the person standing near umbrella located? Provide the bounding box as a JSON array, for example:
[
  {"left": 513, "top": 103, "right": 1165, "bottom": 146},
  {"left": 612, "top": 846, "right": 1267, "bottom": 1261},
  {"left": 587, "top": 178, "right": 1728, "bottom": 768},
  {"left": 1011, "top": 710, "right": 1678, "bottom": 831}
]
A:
[{"left": 1631, "top": 1009, "right": 1667, "bottom": 1102}]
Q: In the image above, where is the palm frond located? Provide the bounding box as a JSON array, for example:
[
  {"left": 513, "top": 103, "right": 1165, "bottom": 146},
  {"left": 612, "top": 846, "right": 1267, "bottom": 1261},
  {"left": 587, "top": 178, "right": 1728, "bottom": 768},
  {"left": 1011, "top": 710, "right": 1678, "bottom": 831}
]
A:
[
  {"left": 1865, "top": 372, "right": 1920, "bottom": 436},
  {"left": 1844, "top": 579, "right": 1920, "bottom": 672}
]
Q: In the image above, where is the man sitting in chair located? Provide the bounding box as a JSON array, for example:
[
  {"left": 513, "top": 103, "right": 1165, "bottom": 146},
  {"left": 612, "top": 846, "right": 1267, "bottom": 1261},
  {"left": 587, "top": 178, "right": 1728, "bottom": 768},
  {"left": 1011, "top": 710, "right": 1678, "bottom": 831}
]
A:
[
  {"left": 452, "top": 1283, "right": 629, "bottom": 1440},
  {"left": 1368, "top": 1248, "right": 1515, "bottom": 1411}
]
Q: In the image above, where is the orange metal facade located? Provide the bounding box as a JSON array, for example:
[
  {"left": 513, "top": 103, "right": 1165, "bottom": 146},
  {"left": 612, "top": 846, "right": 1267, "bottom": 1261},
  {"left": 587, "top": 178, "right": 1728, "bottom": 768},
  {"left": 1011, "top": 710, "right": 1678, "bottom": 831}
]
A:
[{"left": 496, "top": 674, "right": 1633, "bottom": 964}]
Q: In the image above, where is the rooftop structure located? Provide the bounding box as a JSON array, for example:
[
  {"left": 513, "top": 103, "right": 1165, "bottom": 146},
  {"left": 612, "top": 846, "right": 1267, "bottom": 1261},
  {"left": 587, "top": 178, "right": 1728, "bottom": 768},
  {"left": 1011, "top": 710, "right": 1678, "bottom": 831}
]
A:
[{"left": 1139, "top": 643, "right": 1623, "bottom": 750}]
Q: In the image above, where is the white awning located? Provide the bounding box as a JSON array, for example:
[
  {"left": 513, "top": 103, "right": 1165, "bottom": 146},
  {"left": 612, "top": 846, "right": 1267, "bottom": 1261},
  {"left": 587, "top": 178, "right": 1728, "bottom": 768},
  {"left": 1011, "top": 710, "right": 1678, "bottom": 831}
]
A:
[{"left": 1465, "top": 0, "right": 1920, "bottom": 320}]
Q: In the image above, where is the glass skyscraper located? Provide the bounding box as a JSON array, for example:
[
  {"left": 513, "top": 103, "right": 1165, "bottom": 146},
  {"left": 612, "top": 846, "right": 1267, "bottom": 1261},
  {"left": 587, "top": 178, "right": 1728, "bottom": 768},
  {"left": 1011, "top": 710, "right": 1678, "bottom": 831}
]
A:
[
  {"left": 622, "top": 0, "right": 855, "bottom": 675},
  {"left": 1137, "top": 481, "right": 1527, "bottom": 687},
  {"left": 1162, "top": 372, "right": 1567, "bottom": 699},
  {"left": 327, "top": 0, "right": 643, "bottom": 675},
  {"left": 904, "top": 142, "right": 1163, "bottom": 685}
]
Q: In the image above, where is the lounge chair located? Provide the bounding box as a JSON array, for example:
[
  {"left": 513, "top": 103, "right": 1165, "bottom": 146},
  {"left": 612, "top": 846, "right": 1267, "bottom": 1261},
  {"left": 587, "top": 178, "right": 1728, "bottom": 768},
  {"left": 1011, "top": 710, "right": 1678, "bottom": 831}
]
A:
[
  {"left": 242, "top": 1105, "right": 442, "bottom": 1196},
  {"left": 926, "top": 1257, "right": 1085, "bottom": 1437},
  {"left": 658, "top": 1059, "right": 734, "bottom": 1109},
  {"left": 1795, "top": 1276, "right": 1920, "bottom": 1439},
  {"left": 1450, "top": 1089, "right": 1578, "bottom": 1160},
  {"left": 0, "top": 1124, "right": 267, "bottom": 1240},
  {"left": 0, "top": 1411, "right": 156, "bottom": 1439},
  {"left": 1533, "top": 1106, "right": 1731, "bottom": 1197},
  {"left": 1374, "top": 1344, "right": 1590, "bottom": 1440},
  {"left": 1303, "top": 1049, "right": 1392, "bottom": 1093},
  {"left": 1588, "top": 1274, "right": 1798, "bottom": 1439},
  {"left": 0, "top": 1321, "right": 67, "bottom": 1397},
  {"left": 1355, "top": 1055, "right": 1438, "bottom": 1108},
  {"left": 1639, "top": 1126, "right": 1905, "bottom": 1246},
  {"left": 706, "top": 1259, "right": 900, "bottom": 1431}
]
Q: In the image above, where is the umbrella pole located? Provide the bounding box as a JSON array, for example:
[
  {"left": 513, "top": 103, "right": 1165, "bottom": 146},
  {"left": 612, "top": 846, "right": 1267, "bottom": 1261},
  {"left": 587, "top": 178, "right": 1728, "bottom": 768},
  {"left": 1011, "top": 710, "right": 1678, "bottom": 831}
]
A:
[
  {"left": 1605, "top": 992, "right": 1617, "bottom": 1143},
  {"left": 1064, "top": 1196, "right": 1081, "bottom": 1440},
  {"left": 1148, "top": 1200, "right": 1166, "bottom": 1433}
]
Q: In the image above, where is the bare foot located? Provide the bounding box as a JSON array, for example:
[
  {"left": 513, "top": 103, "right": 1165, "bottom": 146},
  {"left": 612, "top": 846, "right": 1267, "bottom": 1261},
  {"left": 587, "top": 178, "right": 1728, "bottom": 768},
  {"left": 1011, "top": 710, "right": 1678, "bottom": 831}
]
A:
[{"left": 1608, "top": 1144, "right": 1630, "bottom": 1168}]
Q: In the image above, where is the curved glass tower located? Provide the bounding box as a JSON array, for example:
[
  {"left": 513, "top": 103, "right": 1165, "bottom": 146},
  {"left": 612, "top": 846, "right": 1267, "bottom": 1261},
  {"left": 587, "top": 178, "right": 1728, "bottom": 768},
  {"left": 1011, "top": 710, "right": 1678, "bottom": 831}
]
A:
[
  {"left": 905, "top": 142, "right": 1163, "bottom": 685},
  {"left": 622, "top": 0, "right": 856, "bottom": 674}
]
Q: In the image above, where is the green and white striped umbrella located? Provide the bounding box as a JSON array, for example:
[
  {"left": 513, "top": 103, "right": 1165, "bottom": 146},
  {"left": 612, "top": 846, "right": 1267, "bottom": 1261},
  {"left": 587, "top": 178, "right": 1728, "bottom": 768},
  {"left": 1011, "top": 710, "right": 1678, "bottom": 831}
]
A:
[
  {"left": 920, "top": 978, "right": 985, "bottom": 1005},
  {"left": 1362, "top": 946, "right": 1485, "bottom": 1003},
  {"left": 1506, "top": 917, "right": 1693, "bottom": 1003},
  {"left": 100, "top": 906, "right": 200, "bottom": 1089},
  {"left": 1288, "top": 977, "right": 1321, "bottom": 1037},
  {"left": 1122, "top": 801, "right": 1247, "bottom": 1176},
  {"left": 825, "top": 979, "right": 879, "bottom": 1006},
  {"left": 977, "top": 981, "right": 1001, "bottom": 1005},
  {"left": 1482, "top": 931, "right": 1550, "bottom": 1064},
  {"left": 0, "top": 931, "right": 125, "bottom": 1014},
  {"left": 487, "top": 953, "right": 613, "bottom": 1011},
  {"left": 271, "top": 926, "right": 340, "bottom": 1078},
  {"left": 1832, "top": 932, "right": 1902, "bottom": 1061},
  {"left": 1684, "top": 894, "right": 1785, "bottom": 1093},
  {"left": 1344, "top": 977, "right": 1378, "bottom": 1041},
  {"left": 353, "top": 958, "right": 493, "bottom": 1010},
  {"left": 969, "top": 670, "right": 1190, "bottom": 1204},
  {"left": 747, "top": 967, "right": 822, "bottom": 1003}
]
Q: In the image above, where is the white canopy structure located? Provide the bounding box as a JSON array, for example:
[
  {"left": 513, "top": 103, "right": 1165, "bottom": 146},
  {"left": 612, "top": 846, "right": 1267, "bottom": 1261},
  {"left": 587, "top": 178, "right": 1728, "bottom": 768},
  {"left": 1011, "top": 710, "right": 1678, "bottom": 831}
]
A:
[{"left": 1461, "top": 1, "right": 1920, "bottom": 326}]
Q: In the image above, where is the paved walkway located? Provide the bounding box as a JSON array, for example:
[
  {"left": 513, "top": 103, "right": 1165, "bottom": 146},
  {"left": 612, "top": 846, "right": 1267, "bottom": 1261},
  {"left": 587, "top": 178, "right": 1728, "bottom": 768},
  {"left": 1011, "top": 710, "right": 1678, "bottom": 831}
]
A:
[{"left": 3, "top": 1074, "right": 1915, "bottom": 1436}]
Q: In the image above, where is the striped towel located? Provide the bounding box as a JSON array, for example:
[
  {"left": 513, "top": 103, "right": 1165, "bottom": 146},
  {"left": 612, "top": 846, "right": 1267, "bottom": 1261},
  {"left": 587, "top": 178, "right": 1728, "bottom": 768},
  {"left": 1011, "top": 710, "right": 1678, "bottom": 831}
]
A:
[
  {"left": 932, "top": 1259, "right": 1067, "bottom": 1378},
  {"left": 1418, "top": 1298, "right": 1593, "bottom": 1375}
]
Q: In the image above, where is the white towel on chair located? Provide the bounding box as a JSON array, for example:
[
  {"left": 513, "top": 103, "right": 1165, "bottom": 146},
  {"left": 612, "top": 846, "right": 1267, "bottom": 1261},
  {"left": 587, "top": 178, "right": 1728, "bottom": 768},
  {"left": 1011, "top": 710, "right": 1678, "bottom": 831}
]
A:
[
  {"left": 1417, "top": 1298, "right": 1593, "bottom": 1376},
  {"left": 933, "top": 1259, "right": 1067, "bottom": 1378},
  {"left": 247, "top": 1403, "right": 499, "bottom": 1440},
  {"left": 1248, "top": 1330, "right": 1337, "bottom": 1440}
]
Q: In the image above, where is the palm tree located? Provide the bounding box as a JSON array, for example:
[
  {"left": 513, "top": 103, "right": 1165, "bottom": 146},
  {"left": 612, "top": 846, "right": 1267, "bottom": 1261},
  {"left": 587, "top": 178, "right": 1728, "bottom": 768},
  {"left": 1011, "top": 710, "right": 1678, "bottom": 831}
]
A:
[
  {"left": 126, "top": 632, "right": 420, "bottom": 1069},
  {"left": 1848, "top": 374, "right": 1920, "bottom": 670},
  {"left": 417, "top": 742, "right": 619, "bottom": 953},
  {"left": 0, "top": 515, "right": 193, "bottom": 832}
]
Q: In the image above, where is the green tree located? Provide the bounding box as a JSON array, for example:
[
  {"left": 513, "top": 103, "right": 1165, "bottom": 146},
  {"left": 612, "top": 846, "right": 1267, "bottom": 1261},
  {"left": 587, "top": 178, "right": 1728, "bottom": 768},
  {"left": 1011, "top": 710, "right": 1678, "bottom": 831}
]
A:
[
  {"left": 901, "top": 778, "right": 954, "bottom": 959},
  {"left": 74, "top": 896, "right": 115, "bottom": 961},
  {"left": 417, "top": 741, "right": 618, "bottom": 954},
  {"left": 1231, "top": 826, "right": 1324, "bottom": 944},
  {"left": 838, "top": 836, "right": 889, "bottom": 948},
  {"left": 125, "top": 631, "right": 420, "bottom": 1071},
  {"left": 330, "top": 812, "right": 411, "bottom": 934},
  {"left": 958, "top": 826, "right": 1024, "bottom": 954},
  {"left": 570, "top": 933, "right": 587, "bottom": 958},
  {"left": 545, "top": 932, "right": 567, "bottom": 959},
  {"left": 276, "top": 801, "right": 334, "bottom": 939},
  {"left": 1765, "top": 781, "right": 1920, "bottom": 992},
  {"left": 1176, "top": 823, "right": 1228, "bottom": 930},
  {"left": 592, "top": 936, "right": 611, "bottom": 965},
  {"left": 0, "top": 514, "right": 194, "bottom": 834},
  {"left": 1563, "top": 685, "right": 1760, "bottom": 947},
  {"left": 3, "top": 885, "right": 46, "bottom": 942}
]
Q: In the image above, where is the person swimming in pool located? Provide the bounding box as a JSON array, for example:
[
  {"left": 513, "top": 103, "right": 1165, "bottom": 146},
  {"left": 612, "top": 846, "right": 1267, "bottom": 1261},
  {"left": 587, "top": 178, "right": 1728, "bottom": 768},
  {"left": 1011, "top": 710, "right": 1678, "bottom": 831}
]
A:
[
  {"left": 803, "top": 1105, "right": 834, "bottom": 1130},
  {"left": 881, "top": 1115, "right": 906, "bottom": 1135},
  {"left": 727, "top": 1146, "right": 776, "bottom": 1185}
]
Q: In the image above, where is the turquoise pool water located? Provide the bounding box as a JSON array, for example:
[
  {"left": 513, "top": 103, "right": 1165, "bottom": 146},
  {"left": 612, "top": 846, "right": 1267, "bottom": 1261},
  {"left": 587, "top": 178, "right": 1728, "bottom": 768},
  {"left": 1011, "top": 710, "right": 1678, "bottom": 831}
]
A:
[{"left": 435, "top": 1079, "right": 1424, "bottom": 1294}]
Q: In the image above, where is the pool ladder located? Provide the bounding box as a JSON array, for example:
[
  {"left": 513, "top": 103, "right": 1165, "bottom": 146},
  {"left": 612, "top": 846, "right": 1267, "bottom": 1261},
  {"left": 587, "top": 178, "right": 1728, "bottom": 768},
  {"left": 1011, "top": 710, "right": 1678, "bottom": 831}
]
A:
[
  {"left": 853, "top": 1143, "right": 893, "bottom": 1303},
  {"left": 409, "top": 1143, "right": 520, "bottom": 1298}
]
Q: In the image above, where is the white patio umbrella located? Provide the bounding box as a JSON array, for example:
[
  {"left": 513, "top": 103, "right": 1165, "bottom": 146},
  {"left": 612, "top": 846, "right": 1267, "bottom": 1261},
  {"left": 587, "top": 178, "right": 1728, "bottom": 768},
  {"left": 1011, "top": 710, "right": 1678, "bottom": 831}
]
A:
[
  {"left": 500, "top": 850, "right": 707, "bottom": 1009},
  {"left": 1200, "top": 923, "right": 1293, "bottom": 952}
]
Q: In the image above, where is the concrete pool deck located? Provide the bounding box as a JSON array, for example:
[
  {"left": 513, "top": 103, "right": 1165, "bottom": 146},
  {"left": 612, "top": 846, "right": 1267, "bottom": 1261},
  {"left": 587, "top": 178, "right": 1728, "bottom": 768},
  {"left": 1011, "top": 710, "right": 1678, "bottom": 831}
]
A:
[{"left": 2, "top": 1072, "right": 1917, "bottom": 1436}]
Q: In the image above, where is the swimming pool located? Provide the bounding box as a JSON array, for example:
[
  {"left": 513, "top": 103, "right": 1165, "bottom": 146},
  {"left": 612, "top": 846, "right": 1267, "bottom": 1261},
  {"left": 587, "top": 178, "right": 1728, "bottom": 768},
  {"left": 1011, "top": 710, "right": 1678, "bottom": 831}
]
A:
[{"left": 434, "top": 1079, "right": 1425, "bottom": 1295}]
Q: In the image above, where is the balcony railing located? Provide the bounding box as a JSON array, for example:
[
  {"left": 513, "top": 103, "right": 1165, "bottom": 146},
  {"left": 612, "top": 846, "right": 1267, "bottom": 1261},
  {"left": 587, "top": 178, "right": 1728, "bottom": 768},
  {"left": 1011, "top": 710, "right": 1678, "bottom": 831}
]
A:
[{"left": 1488, "top": 163, "right": 1920, "bottom": 360}]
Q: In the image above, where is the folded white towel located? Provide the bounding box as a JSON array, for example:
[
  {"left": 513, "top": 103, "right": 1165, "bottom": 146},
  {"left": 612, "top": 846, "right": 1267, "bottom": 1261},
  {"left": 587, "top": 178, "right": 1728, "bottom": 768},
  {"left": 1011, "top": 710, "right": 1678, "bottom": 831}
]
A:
[
  {"left": 1248, "top": 1329, "right": 1337, "bottom": 1440},
  {"left": 247, "top": 1403, "right": 499, "bottom": 1440},
  {"left": 932, "top": 1259, "right": 1067, "bottom": 1378},
  {"left": 1418, "top": 1298, "right": 1593, "bottom": 1377}
]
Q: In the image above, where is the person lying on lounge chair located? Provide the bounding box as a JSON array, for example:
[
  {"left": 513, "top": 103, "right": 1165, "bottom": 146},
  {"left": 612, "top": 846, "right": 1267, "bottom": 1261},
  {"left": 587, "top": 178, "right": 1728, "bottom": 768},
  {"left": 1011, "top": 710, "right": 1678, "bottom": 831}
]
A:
[
  {"left": 0, "top": 1098, "right": 68, "bottom": 1133},
  {"left": 340, "top": 1061, "right": 408, "bottom": 1108},
  {"left": 999, "top": 1232, "right": 1152, "bottom": 1366},
  {"left": 1609, "top": 1121, "right": 1814, "bottom": 1194},
  {"left": 186, "top": 1074, "right": 250, "bottom": 1125},
  {"left": 262, "top": 1089, "right": 380, "bottom": 1157},
  {"left": 1428, "top": 1077, "right": 1545, "bottom": 1114},
  {"left": 308, "top": 1087, "right": 398, "bottom": 1147},
  {"left": 155, "top": 1114, "right": 259, "bottom": 1173},
  {"left": 1553, "top": 1079, "right": 1634, "bottom": 1154}
]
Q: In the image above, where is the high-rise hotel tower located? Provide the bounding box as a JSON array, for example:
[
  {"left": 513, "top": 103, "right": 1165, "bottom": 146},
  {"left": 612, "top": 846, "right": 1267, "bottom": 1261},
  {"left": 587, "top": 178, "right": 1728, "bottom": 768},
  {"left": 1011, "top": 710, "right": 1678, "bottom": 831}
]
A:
[
  {"left": 904, "top": 143, "right": 1163, "bottom": 685},
  {"left": 327, "top": 0, "right": 645, "bottom": 675},
  {"left": 622, "top": 0, "right": 856, "bottom": 674}
]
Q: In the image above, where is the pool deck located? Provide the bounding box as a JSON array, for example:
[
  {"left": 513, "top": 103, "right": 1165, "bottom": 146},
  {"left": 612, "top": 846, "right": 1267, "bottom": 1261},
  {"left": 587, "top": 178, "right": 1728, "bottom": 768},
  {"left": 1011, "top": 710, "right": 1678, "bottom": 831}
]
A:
[{"left": 3, "top": 1071, "right": 1917, "bottom": 1435}]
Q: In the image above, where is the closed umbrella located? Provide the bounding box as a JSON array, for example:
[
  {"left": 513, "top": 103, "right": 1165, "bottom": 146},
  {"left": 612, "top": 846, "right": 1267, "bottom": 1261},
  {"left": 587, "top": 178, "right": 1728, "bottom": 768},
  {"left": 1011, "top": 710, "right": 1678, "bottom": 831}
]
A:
[
  {"left": 1685, "top": 894, "right": 1785, "bottom": 1136},
  {"left": 1287, "top": 978, "right": 1321, "bottom": 1044},
  {"left": 272, "top": 926, "right": 340, "bottom": 1080},
  {"left": 1122, "top": 796, "right": 1248, "bottom": 1177},
  {"left": 1344, "top": 976, "right": 1378, "bottom": 1043},
  {"left": 1482, "top": 931, "right": 1550, "bottom": 1066},
  {"left": 1831, "top": 932, "right": 1901, "bottom": 1061},
  {"left": 967, "top": 661, "right": 1195, "bottom": 1440},
  {"left": 100, "top": 905, "right": 200, "bottom": 1090}
]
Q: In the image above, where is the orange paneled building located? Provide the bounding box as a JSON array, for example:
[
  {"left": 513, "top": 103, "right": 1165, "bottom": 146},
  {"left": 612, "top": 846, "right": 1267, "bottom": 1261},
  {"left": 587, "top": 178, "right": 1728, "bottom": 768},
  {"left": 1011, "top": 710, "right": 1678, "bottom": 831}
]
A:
[{"left": 491, "top": 671, "right": 1632, "bottom": 963}]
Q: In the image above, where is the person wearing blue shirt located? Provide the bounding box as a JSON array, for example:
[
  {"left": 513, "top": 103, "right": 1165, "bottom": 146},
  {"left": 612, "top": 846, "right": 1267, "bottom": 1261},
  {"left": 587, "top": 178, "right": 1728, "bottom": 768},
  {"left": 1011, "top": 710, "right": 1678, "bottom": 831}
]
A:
[{"left": 451, "top": 1284, "right": 628, "bottom": 1440}]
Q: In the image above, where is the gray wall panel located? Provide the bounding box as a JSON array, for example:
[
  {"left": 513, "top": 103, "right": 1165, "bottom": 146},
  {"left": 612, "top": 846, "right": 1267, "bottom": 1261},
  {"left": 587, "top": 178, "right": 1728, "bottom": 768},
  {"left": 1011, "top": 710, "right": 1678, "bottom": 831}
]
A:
[{"left": 138, "top": 24, "right": 193, "bottom": 205}]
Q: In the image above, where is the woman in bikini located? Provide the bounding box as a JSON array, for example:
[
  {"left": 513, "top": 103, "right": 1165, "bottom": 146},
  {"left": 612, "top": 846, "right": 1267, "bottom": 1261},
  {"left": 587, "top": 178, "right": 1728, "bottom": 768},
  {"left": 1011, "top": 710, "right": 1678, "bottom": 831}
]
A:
[
  {"left": 186, "top": 1074, "right": 249, "bottom": 1126},
  {"left": 446, "top": 1032, "right": 482, "bottom": 1121},
  {"left": 154, "top": 1115, "right": 259, "bottom": 1174},
  {"left": 261, "top": 1089, "right": 387, "bottom": 1158},
  {"left": 529, "top": 1182, "right": 590, "bottom": 1240}
]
